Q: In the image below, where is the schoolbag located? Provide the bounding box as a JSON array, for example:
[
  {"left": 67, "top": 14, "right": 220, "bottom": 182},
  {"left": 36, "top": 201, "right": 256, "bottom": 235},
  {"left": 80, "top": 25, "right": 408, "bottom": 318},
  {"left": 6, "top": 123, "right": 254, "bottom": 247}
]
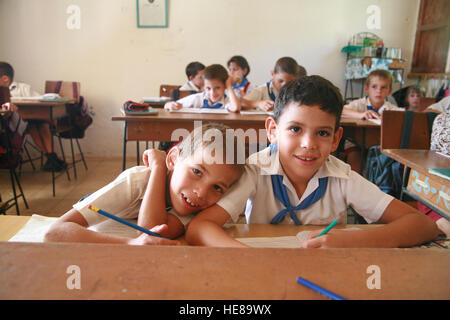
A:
[
  {"left": 0, "top": 112, "right": 28, "bottom": 169},
  {"left": 57, "top": 95, "right": 93, "bottom": 139},
  {"left": 364, "top": 111, "right": 437, "bottom": 199}
]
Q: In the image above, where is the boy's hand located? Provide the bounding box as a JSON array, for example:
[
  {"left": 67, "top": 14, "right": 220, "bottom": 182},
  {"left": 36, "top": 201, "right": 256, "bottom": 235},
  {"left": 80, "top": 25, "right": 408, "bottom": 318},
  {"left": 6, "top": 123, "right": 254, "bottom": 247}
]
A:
[
  {"left": 361, "top": 110, "right": 380, "bottom": 120},
  {"left": 258, "top": 100, "right": 274, "bottom": 111},
  {"left": 225, "top": 75, "right": 236, "bottom": 89},
  {"left": 127, "top": 224, "right": 181, "bottom": 246},
  {"left": 142, "top": 148, "right": 167, "bottom": 169},
  {"left": 164, "top": 101, "right": 182, "bottom": 111},
  {"left": 301, "top": 229, "right": 349, "bottom": 248}
]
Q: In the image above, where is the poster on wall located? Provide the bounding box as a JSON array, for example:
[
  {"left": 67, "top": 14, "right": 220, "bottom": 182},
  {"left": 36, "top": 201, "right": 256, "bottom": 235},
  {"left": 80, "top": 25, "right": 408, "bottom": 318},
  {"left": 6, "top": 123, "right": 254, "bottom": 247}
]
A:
[{"left": 136, "top": 0, "right": 168, "bottom": 28}]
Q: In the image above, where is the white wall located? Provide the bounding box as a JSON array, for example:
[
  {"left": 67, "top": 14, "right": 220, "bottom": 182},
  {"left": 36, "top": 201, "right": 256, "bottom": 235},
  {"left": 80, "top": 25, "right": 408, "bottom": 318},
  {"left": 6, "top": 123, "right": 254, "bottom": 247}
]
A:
[{"left": 0, "top": 0, "right": 420, "bottom": 157}]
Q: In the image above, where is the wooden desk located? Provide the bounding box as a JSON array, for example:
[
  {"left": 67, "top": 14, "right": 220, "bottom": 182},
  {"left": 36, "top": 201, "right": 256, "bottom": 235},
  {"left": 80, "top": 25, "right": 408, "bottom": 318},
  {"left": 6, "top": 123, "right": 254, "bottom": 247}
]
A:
[
  {"left": 112, "top": 110, "right": 269, "bottom": 170},
  {"left": 11, "top": 98, "right": 73, "bottom": 120},
  {"left": 11, "top": 98, "right": 75, "bottom": 196},
  {"left": 1, "top": 216, "right": 449, "bottom": 300},
  {"left": 382, "top": 149, "right": 450, "bottom": 219}
]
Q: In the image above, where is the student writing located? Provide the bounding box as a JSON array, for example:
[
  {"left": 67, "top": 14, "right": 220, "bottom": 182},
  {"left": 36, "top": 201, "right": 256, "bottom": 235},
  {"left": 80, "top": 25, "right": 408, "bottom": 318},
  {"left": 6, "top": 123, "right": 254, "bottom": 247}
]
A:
[
  {"left": 185, "top": 76, "right": 440, "bottom": 248},
  {"left": 164, "top": 64, "right": 241, "bottom": 112},
  {"left": 45, "top": 123, "right": 245, "bottom": 244},
  {"left": 179, "top": 61, "right": 205, "bottom": 92},
  {"left": 241, "top": 56, "right": 306, "bottom": 111}
]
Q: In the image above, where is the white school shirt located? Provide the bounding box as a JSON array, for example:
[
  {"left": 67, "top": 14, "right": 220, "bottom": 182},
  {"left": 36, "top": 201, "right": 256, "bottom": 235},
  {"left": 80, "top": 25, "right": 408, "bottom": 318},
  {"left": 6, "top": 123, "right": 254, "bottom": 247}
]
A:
[
  {"left": 232, "top": 80, "right": 255, "bottom": 99},
  {"left": 426, "top": 96, "right": 450, "bottom": 114},
  {"left": 244, "top": 81, "right": 279, "bottom": 101},
  {"left": 9, "top": 82, "right": 40, "bottom": 97},
  {"left": 217, "top": 147, "right": 394, "bottom": 225},
  {"left": 179, "top": 81, "right": 200, "bottom": 92},
  {"left": 176, "top": 91, "right": 230, "bottom": 109},
  {"left": 73, "top": 166, "right": 193, "bottom": 227},
  {"left": 344, "top": 96, "right": 402, "bottom": 114}
]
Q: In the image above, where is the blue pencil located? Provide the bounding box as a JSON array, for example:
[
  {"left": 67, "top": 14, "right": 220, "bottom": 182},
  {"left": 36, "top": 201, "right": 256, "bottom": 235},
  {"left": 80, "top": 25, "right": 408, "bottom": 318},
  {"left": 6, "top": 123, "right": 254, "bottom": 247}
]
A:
[
  {"left": 297, "top": 276, "right": 347, "bottom": 300},
  {"left": 88, "top": 205, "right": 169, "bottom": 239}
]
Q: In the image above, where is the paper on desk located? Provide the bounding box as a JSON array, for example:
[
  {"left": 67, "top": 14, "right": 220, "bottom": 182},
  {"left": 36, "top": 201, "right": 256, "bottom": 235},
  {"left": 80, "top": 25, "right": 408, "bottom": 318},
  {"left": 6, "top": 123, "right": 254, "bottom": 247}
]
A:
[
  {"left": 236, "top": 228, "right": 362, "bottom": 248},
  {"left": 169, "top": 108, "right": 230, "bottom": 114},
  {"left": 8, "top": 214, "right": 137, "bottom": 242},
  {"left": 236, "top": 231, "right": 311, "bottom": 248},
  {"left": 367, "top": 118, "right": 381, "bottom": 125},
  {"left": 240, "top": 110, "right": 274, "bottom": 116}
]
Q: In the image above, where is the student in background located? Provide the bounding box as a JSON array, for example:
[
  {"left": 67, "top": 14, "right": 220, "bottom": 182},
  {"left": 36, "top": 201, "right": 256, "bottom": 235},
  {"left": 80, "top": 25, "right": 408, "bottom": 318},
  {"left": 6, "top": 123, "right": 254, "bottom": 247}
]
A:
[
  {"left": 404, "top": 86, "right": 423, "bottom": 112},
  {"left": 45, "top": 123, "right": 245, "bottom": 244},
  {"left": 179, "top": 61, "right": 205, "bottom": 92},
  {"left": 0, "top": 61, "right": 67, "bottom": 172},
  {"left": 241, "top": 57, "right": 306, "bottom": 111},
  {"left": 227, "top": 55, "right": 254, "bottom": 99},
  {"left": 185, "top": 76, "right": 439, "bottom": 248},
  {"left": 164, "top": 64, "right": 241, "bottom": 112},
  {"left": 341, "top": 69, "right": 402, "bottom": 172}
]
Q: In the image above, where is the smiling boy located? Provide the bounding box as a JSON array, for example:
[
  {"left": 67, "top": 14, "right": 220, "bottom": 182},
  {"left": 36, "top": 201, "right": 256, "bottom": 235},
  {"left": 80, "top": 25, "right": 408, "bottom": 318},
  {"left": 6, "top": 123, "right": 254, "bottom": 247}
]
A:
[
  {"left": 45, "top": 123, "right": 244, "bottom": 245},
  {"left": 165, "top": 64, "right": 241, "bottom": 112},
  {"left": 186, "top": 76, "right": 439, "bottom": 248}
]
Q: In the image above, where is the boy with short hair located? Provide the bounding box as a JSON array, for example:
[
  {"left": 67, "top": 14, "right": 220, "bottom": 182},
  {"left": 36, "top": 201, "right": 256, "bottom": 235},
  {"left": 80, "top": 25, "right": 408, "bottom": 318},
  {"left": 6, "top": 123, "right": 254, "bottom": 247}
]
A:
[
  {"left": 241, "top": 56, "right": 305, "bottom": 111},
  {"left": 186, "top": 76, "right": 439, "bottom": 248},
  {"left": 179, "top": 61, "right": 205, "bottom": 92},
  {"left": 341, "top": 69, "right": 402, "bottom": 171},
  {"left": 0, "top": 61, "right": 67, "bottom": 171},
  {"left": 405, "top": 85, "right": 423, "bottom": 112},
  {"left": 45, "top": 123, "right": 245, "bottom": 244},
  {"left": 165, "top": 64, "right": 241, "bottom": 112},
  {"left": 342, "top": 69, "right": 401, "bottom": 119}
]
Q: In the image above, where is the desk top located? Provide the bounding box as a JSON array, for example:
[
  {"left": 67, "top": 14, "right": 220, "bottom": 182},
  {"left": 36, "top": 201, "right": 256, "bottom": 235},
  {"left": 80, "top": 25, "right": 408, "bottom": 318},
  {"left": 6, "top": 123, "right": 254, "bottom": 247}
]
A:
[
  {"left": 11, "top": 98, "right": 75, "bottom": 106},
  {"left": 382, "top": 149, "right": 450, "bottom": 171}
]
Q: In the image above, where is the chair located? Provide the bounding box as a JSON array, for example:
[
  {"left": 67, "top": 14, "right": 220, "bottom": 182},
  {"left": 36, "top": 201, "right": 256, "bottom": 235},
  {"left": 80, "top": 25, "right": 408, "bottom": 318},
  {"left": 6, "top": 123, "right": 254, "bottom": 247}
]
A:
[
  {"left": 159, "top": 84, "right": 181, "bottom": 100},
  {"left": 45, "top": 81, "right": 88, "bottom": 179},
  {"left": 0, "top": 86, "right": 29, "bottom": 215},
  {"left": 380, "top": 110, "right": 437, "bottom": 202}
]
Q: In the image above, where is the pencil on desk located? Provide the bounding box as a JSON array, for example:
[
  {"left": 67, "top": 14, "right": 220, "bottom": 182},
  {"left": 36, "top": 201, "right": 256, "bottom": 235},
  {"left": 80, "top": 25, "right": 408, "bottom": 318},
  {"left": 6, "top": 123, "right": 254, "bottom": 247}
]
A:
[
  {"left": 315, "top": 219, "right": 338, "bottom": 238},
  {"left": 297, "top": 276, "right": 347, "bottom": 300},
  {"left": 88, "top": 205, "right": 169, "bottom": 239}
]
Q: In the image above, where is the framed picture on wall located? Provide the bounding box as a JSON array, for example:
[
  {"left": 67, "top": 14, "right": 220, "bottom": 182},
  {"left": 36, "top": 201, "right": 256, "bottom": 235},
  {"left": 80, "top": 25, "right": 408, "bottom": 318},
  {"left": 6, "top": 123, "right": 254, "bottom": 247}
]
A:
[{"left": 136, "top": 0, "right": 168, "bottom": 28}]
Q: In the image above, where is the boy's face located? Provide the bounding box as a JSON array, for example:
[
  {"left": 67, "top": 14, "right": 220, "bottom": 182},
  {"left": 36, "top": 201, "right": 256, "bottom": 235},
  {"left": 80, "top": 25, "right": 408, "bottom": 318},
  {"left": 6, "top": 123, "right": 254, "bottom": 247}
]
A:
[
  {"left": 204, "top": 78, "right": 226, "bottom": 103},
  {"left": 271, "top": 71, "right": 296, "bottom": 92},
  {"left": 266, "top": 103, "right": 342, "bottom": 183},
  {"left": 228, "top": 62, "right": 246, "bottom": 81},
  {"left": 190, "top": 70, "right": 205, "bottom": 90},
  {"left": 407, "top": 91, "right": 421, "bottom": 110},
  {"left": 364, "top": 76, "right": 392, "bottom": 107},
  {"left": 166, "top": 148, "right": 241, "bottom": 216}
]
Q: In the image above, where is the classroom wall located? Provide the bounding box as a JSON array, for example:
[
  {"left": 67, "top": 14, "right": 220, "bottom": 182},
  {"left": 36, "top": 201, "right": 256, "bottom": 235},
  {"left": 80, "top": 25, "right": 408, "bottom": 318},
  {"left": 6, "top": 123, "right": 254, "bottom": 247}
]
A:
[{"left": 0, "top": 0, "right": 420, "bottom": 158}]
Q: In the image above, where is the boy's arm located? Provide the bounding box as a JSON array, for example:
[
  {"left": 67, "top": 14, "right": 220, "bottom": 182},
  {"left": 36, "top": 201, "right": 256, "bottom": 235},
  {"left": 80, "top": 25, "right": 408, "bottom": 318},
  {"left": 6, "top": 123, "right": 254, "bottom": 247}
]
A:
[
  {"left": 185, "top": 204, "right": 247, "bottom": 247},
  {"left": 44, "top": 208, "right": 179, "bottom": 245},
  {"left": 342, "top": 105, "right": 380, "bottom": 120},
  {"left": 241, "top": 98, "right": 274, "bottom": 111},
  {"left": 137, "top": 149, "right": 184, "bottom": 239},
  {"left": 225, "top": 76, "right": 241, "bottom": 112},
  {"left": 303, "top": 199, "right": 440, "bottom": 248}
]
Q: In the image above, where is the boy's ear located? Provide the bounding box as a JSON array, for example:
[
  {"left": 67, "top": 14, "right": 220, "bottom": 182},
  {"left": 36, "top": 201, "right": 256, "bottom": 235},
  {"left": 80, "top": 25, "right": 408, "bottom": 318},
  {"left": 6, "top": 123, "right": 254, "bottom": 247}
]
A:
[
  {"left": 188, "top": 75, "right": 194, "bottom": 81},
  {"left": 166, "top": 146, "right": 180, "bottom": 170},
  {"left": 331, "top": 127, "right": 344, "bottom": 152},
  {"left": 265, "top": 117, "right": 278, "bottom": 144}
]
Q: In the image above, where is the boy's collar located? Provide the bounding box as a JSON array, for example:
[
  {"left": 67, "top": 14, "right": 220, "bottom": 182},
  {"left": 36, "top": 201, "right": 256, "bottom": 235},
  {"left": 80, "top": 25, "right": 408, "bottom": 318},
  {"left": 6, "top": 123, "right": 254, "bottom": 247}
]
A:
[{"left": 188, "top": 81, "right": 200, "bottom": 91}]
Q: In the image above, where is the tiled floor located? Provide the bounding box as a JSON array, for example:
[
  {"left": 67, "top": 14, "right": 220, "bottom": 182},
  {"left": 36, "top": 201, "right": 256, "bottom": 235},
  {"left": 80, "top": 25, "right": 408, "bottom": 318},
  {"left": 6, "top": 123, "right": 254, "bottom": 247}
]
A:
[{"left": 0, "top": 157, "right": 134, "bottom": 217}]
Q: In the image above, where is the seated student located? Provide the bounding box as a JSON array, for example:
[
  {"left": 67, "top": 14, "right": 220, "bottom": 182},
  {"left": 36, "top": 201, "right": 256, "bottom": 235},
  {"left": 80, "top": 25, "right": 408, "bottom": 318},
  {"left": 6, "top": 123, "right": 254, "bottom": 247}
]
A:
[
  {"left": 227, "top": 55, "right": 255, "bottom": 99},
  {"left": 45, "top": 123, "right": 245, "bottom": 244},
  {"left": 241, "top": 57, "right": 306, "bottom": 111},
  {"left": 341, "top": 69, "right": 402, "bottom": 172},
  {"left": 164, "top": 64, "right": 241, "bottom": 112},
  {"left": 426, "top": 96, "right": 450, "bottom": 114},
  {"left": 404, "top": 86, "right": 423, "bottom": 112},
  {"left": 185, "top": 76, "right": 439, "bottom": 248},
  {"left": 179, "top": 61, "right": 205, "bottom": 92},
  {"left": 0, "top": 61, "right": 67, "bottom": 171}
]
